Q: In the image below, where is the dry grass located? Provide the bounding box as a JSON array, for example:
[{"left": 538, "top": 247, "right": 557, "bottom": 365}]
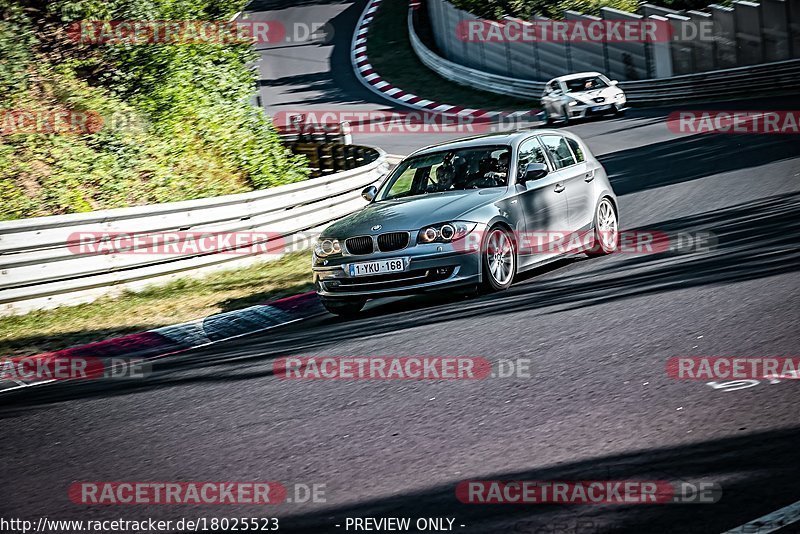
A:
[{"left": 0, "top": 251, "right": 314, "bottom": 357}]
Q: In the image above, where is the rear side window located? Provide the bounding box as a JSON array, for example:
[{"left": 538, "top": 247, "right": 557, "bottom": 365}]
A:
[
  {"left": 566, "top": 137, "right": 585, "bottom": 162},
  {"left": 517, "top": 137, "right": 548, "bottom": 179},
  {"left": 540, "top": 135, "right": 577, "bottom": 169}
]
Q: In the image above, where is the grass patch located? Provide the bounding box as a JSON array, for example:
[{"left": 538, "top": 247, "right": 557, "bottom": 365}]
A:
[
  {"left": 0, "top": 252, "right": 314, "bottom": 358},
  {"left": 366, "top": 0, "right": 535, "bottom": 111}
]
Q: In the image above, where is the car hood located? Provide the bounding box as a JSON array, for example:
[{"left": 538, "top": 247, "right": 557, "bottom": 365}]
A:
[
  {"left": 569, "top": 86, "right": 623, "bottom": 105},
  {"left": 324, "top": 189, "right": 503, "bottom": 237}
]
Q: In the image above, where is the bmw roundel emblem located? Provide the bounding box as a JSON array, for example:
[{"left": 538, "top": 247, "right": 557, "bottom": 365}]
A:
[{"left": 371, "top": 224, "right": 382, "bottom": 231}]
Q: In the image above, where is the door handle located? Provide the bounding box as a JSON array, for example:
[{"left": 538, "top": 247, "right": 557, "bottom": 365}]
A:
[
  {"left": 584, "top": 170, "right": 595, "bottom": 182},
  {"left": 554, "top": 183, "right": 565, "bottom": 193}
]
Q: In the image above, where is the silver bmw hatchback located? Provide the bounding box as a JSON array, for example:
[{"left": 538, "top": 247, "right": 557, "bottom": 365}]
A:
[{"left": 312, "top": 130, "right": 618, "bottom": 315}]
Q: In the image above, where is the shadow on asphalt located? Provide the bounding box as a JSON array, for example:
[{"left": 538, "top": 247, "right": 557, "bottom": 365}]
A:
[
  {"left": 3, "top": 190, "right": 798, "bottom": 410},
  {"left": 600, "top": 131, "right": 800, "bottom": 196},
  {"left": 199, "top": 426, "right": 800, "bottom": 533}
]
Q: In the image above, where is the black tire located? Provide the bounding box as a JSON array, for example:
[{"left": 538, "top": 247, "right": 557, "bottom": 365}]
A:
[
  {"left": 320, "top": 296, "right": 366, "bottom": 316},
  {"left": 480, "top": 226, "right": 517, "bottom": 292},
  {"left": 586, "top": 197, "right": 619, "bottom": 256},
  {"left": 613, "top": 106, "right": 626, "bottom": 117}
]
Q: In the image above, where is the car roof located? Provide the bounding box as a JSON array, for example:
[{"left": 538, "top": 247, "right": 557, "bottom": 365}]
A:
[
  {"left": 552, "top": 71, "right": 603, "bottom": 82},
  {"left": 408, "top": 129, "right": 572, "bottom": 157}
]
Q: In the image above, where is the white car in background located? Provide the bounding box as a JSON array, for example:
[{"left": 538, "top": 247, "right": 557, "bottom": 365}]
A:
[{"left": 540, "top": 72, "right": 627, "bottom": 124}]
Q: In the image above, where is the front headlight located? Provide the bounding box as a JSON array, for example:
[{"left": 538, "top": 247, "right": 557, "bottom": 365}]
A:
[
  {"left": 568, "top": 100, "right": 579, "bottom": 107},
  {"left": 417, "top": 221, "right": 477, "bottom": 244},
  {"left": 314, "top": 238, "right": 341, "bottom": 257}
]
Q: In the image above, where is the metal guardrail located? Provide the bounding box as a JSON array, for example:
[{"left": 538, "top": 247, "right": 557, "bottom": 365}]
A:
[
  {"left": 409, "top": 10, "right": 800, "bottom": 104},
  {"left": 0, "top": 148, "right": 389, "bottom": 316}
]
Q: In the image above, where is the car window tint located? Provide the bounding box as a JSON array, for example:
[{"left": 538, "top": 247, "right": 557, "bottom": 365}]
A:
[
  {"left": 386, "top": 166, "right": 419, "bottom": 198},
  {"left": 540, "top": 135, "right": 577, "bottom": 169},
  {"left": 517, "top": 137, "right": 548, "bottom": 178},
  {"left": 566, "top": 137, "right": 585, "bottom": 162},
  {"left": 564, "top": 76, "right": 608, "bottom": 93},
  {"left": 378, "top": 146, "right": 511, "bottom": 201}
]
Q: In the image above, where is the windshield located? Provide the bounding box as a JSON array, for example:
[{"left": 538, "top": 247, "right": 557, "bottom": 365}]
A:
[
  {"left": 378, "top": 146, "right": 511, "bottom": 201},
  {"left": 565, "top": 76, "right": 608, "bottom": 93}
]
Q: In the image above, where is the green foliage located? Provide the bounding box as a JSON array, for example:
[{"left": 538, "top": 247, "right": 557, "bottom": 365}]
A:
[{"left": 0, "top": 0, "right": 308, "bottom": 220}]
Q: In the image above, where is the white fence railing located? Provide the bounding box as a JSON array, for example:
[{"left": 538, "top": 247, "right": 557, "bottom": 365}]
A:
[
  {"left": 410, "top": 9, "right": 800, "bottom": 104},
  {"left": 0, "top": 148, "right": 389, "bottom": 316}
]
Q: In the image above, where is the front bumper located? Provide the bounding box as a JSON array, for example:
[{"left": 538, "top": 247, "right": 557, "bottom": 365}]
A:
[
  {"left": 313, "top": 241, "right": 482, "bottom": 299},
  {"left": 568, "top": 98, "right": 626, "bottom": 119}
]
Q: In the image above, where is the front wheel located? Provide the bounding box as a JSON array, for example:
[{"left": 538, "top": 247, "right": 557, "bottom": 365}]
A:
[
  {"left": 586, "top": 198, "right": 619, "bottom": 256},
  {"left": 481, "top": 226, "right": 516, "bottom": 292},
  {"left": 320, "top": 296, "right": 366, "bottom": 316}
]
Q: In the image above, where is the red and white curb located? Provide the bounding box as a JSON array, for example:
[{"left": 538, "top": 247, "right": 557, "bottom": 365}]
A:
[
  {"left": 0, "top": 292, "right": 323, "bottom": 395},
  {"left": 350, "top": 0, "right": 537, "bottom": 122}
]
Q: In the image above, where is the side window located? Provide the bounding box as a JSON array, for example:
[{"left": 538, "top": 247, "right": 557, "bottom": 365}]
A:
[
  {"left": 385, "top": 166, "right": 420, "bottom": 199},
  {"left": 517, "top": 137, "right": 548, "bottom": 179},
  {"left": 566, "top": 137, "right": 585, "bottom": 162},
  {"left": 540, "top": 135, "right": 577, "bottom": 169},
  {"left": 549, "top": 81, "right": 561, "bottom": 94}
]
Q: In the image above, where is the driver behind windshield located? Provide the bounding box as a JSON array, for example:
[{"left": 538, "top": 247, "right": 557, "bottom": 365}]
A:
[
  {"left": 434, "top": 152, "right": 468, "bottom": 191},
  {"left": 379, "top": 146, "right": 511, "bottom": 201}
]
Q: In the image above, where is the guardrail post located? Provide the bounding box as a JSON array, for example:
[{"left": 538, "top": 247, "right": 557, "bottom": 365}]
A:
[
  {"left": 790, "top": 0, "right": 800, "bottom": 57},
  {"left": 533, "top": 15, "right": 570, "bottom": 80},
  {"left": 565, "top": 11, "right": 607, "bottom": 76},
  {"left": 687, "top": 10, "right": 716, "bottom": 72},
  {"left": 734, "top": 1, "right": 765, "bottom": 65},
  {"left": 647, "top": 15, "right": 674, "bottom": 77},
  {"left": 601, "top": 7, "right": 649, "bottom": 80},
  {"left": 666, "top": 14, "right": 696, "bottom": 74},
  {"left": 709, "top": 4, "right": 738, "bottom": 68},
  {"left": 761, "top": 0, "right": 791, "bottom": 61}
]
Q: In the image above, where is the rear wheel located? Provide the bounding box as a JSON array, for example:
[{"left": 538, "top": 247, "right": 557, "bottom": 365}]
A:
[
  {"left": 587, "top": 198, "right": 619, "bottom": 256},
  {"left": 481, "top": 226, "right": 516, "bottom": 292},
  {"left": 320, "top": 296, "right": 366, "bottom": 316}
]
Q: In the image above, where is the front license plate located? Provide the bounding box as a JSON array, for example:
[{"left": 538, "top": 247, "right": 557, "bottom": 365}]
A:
[
  {"left": 592, "top": 104, "right": 612, "bottom": 111},
  {"left": 349, "top": 258, "right": 406, "bottom": 277}
]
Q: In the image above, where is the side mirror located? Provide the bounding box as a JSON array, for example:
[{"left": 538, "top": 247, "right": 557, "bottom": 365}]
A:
[
  {"left": 520, "top": 162, "right": 548, "bottom": 183},
  {"left": 609, "top": 80, "right": 619, "bottom": 86},
  {"left": 361, "top": 185, "right": 377, "bottom": 202}
]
